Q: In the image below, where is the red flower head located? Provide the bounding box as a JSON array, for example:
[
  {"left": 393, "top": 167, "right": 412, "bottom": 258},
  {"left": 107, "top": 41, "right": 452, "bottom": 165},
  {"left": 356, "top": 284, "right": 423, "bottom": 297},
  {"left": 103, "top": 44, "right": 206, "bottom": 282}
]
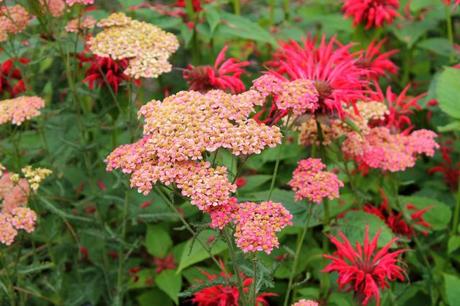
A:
[
  {"left": 428, "top": 141, "right": 460, "bottom": 191},
  {"left": 0, "top": 58, "right": 29, "bottom": 98},
  {"left": 192, "top": 266, "right": 275, "bottom": 306},
  {"left": 324, "top": 227, "right": 406, "bottom": 306},
  {"left": 183, "top": 46, "right": 250, "bottom": 94},
  {"left": 267, "top": 35, "right": 368, "bottom": 116},
  {"left": 370, "top": 84, "right": 422, "bottom": 131},
  {"left": 364, "top": 191, "right": 431, "bottom": 238},
  {"left": 78, "top": 53, "right": 133, "bottom": 93},
  {"left": 356, "top": 40, "right": 398, "bottom": 80},
  {"left": 153, "top": 254, "right": 176, "bottom": 274},
  {"left": 342, "top": 0, "right": 400, "bottom": 29},
  {"left": 176, "top": 0, "right": 203, "bottom": 12}
]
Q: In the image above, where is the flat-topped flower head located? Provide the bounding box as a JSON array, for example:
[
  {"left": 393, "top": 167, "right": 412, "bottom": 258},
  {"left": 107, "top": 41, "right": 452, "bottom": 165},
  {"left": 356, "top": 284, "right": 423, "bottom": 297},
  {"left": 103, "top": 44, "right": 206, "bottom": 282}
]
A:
[
  {"left": 292, "top": 300, "right": 319, "bottom": 306},
  {"left": 342, "top": 127, "right": 439, "bottom": 172},
  {"left": 90, "top": 13, "right": 179, "bottom": 79},
  {"left": 343, "top": 0, "right": 399, "bottom": 29},
  {"left": 233, "top": 201, "right": 292, "bottom": 254},
  {"left": 139, "top": 90, "right": 281, "bottom": 162},
  {"left": 0, "top": 5, "right": 31, "bottom": 41},
  {"left": 40, "top": 0, "right": 66, "bottom": 17},
  {"left": 289, "top": 158, "right": 343, "bottom": 204},
  {"left": 183, "top": 46, "right": 250, "bottom": 94},
  {"left": 21, "top": 166, "right": 52, "bottom": 192},
  {"left": 324, "top": 227, "right": 406, "bottom": 306},
  {"left": 66, "top": 0, "right": 94, "bottom": 5},
  {"left": 0, "top": 96, "right": 45, "bottom": 126},
  {"left": 65, "top": 16, "right": 96, "bottom": 33}
]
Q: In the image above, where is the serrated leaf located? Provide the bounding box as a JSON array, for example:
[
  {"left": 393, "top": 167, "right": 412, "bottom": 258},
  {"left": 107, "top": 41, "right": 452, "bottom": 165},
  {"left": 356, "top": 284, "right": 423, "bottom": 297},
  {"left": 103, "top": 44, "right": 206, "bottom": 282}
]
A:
[
  {"left": 177, "top": 230, "right": 227, "bottom": 272},
  {"left": 145, "top": 225, "right": 173, "bottom": 258},
  {"left": 155, "top": 270, "right": 182, "bottom": 304},
  {"left": 334, "top": 211, "right": 394, "bottom": 247},
  {"left": 399, "top": 196, "right": 452, "bottom": 230},
  {"left": 435, "top": 67, "right": 460, "bottom": 119}
]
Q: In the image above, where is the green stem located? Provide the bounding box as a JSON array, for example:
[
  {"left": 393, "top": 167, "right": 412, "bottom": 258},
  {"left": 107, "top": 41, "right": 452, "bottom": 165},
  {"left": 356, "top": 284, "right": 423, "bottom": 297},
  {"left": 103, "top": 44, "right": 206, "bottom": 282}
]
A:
[
  {"left": 283, "top": 0, "right": 290, "bottom": 21},
  {"left": 114, "top": 193, "right": 129, "bottom": 306},
  {"left": 452, "top": 181, "right": 460, "bottom": 236},
  {"left": 445, "top": 5, "right": 455, "bottom": 64},
  {"left": 223, "top": 227, "right": 247, "bottom": 305},
  {"left": 284, "top": 205, "right": 313, "bottom": 306},
  {"left": 232, "top": 0, "right": 241, "bottom": 15}
]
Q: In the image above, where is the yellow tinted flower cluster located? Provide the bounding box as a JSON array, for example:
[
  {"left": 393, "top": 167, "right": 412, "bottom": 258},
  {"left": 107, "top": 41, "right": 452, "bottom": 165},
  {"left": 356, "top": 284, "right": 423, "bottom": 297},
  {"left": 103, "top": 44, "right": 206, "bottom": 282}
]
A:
[
  {"left": 21, "top": 166, "right": 52, "bottom": 192},
  {"left": 89, "top": 13, "right": 179, "bottom": 79}
]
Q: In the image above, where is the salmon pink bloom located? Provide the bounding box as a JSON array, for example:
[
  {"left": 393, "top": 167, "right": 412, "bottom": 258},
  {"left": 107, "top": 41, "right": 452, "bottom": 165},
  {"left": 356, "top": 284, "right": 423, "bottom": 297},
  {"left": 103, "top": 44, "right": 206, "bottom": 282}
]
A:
[
  {"left": 0, "top": 58, "right": 29, "bottom": 98},
  {"left": 268, "top": 36, "right": 368, "bottom": 116},
  {"left": 292, "top": 300, "right": 319, "bottom": 306},
  {"left": 343, "top": 0, "right": 399, "bottom": 29},
  {"left": 183, "top": 46, "right": 250, "bottom": 93},
  {"left": 66, "top": 0, "right": 94, "bottom": 5},
  {"left": 324, "top": 228, "right": 406, "bottom": 306}
]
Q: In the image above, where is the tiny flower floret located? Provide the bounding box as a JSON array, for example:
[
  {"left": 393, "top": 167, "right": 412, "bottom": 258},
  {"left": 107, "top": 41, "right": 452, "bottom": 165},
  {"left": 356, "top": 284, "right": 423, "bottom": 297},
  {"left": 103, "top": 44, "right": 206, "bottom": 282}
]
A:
[
  {"left": 289, "top": 158, "right": 343, "bottom": 204},
  {"left": 0, "top": 96, "right": 45, "bottom": 126}
]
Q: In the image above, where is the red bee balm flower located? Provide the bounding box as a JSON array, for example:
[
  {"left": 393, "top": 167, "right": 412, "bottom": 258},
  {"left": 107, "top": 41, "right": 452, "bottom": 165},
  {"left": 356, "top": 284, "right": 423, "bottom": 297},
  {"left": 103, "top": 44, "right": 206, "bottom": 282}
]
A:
[
  {"left": 357, "top": 40, "right": 398, "bottom": 80},
  {"left": 343, "top": 0, "right": 400, "bottom": 29},
  {"left": 0, "top": 58, "right": 29, "bottom": 98},
  {"left": 324, "top": 228, "right": 406, "bottom": 306},
  {"left": 78, "top": 53, "right": 132, "bottom": 93},
  {"left": 268, "top": 36, "right": 368, "bottom": 116},
  {"left": 183, "top": 46, "right": 250, "bottom": 94}
]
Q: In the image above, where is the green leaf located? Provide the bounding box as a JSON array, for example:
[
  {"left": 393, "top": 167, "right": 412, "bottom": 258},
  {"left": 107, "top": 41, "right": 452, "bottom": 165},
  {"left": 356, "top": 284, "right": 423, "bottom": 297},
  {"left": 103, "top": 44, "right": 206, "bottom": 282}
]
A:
[
  {"left": 155, "top": 270, "right": 182, "bottom": 305},
  {"left": 438, "top": 120, "right": 460, "bottom": 132},
  {"left": 237, "top": 175, "right": 272, "bottom": 193},
  {"left": 448, "top": 236, "right": 460, "bottom": 254},
  {"left": 137, "top": 289, "right": 172, "bottom": 306},
  {"left": 435, "top": 67, "right": 460, "bottom": 119},
  {"left": 218, "top": 12, "right": 277, "bottom": 47},
  {"left": 418, "top": 38, "right": 455, "bottom": 57},
  {"left": 177, "top": 230, "right": 227, "bottom": 272},
  {"left": 334, "top": 211, "right": 394, "bottom": 247},
  {"left": 444, "top": 273, "right": 460, "bottom": 306},
  {"left": 206, "top": 8, "right": 221, "bottom": 34},
  {"left": 399, "top": 196, "right": 452, "bottom": 230},
  {"left": 145, "top": 225, "right": 173, "bottom": 258},
  {"left": 128, "top": 269, "right": 156, "bottom": 289}
]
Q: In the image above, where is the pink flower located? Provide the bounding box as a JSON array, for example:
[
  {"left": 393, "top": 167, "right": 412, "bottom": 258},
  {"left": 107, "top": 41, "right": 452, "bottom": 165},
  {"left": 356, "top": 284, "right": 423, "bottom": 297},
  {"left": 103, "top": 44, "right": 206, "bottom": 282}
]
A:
[
  {"left": 233, "top": 201, "right": 292, "bottom": 254},
  {"left": 342, "top": 0, "right": 399, "bottom": 29},
  {"left": 0, "top": 96, "right": 45, "bottom": 126},
  {"left": 66, "top": 0, "right": 94, "bottom": 5},
  {"left": 289, "top": 158, "right": 343, "bottom": 204},
  {"left": 323, "top": 227, "right": 406, "bottom": 306},
  {"left": 292, "top": 300, "right": 319, "bottom": 306},
  {"left": 356, "top": 40, "right": 398, "bottom": 80},
  {"left": 0, "top": 58, "right": 29, "bottom": 98},
  {"left": 0, "top": 4, "right": 31, "bottom": 41},
  {"left": 342, "top": 127, "right": 439, "bottom": 172},
  {"left": 183, "top": 46, "right": 250, "bottom": 94},
  {"left": 267, "top": 36, "right": 368, "bottom": 116}
]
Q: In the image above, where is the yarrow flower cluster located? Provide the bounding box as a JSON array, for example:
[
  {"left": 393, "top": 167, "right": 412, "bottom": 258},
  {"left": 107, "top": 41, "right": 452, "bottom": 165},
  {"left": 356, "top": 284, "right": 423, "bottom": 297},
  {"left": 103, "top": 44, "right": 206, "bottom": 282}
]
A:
[
  {"left": 89, "top": 13, "right": 179, "bottom": 79},
  {"left": 65, "top": 16, "right": 96, "bottom": 33},
  {"left": 342, "top": 127, "right": 439, "bottom": 172},
  {"left": 65, "top": 0, "right": 94, "bottom": 5},
  {"left": 342, "top": 0, "right": 400, "bottom": 29},
  {"left": 324, "top": 228, "right": 406, "bottom": 306},
  {"left": 0, "top": 166, "right": 49, "bottom": 245},
  {"left": 292, "top": 300, "right": 319, "bottom": 306},
  {"left": 0, "top": 4, "right": 31, "bottom": 42},
  {"left": 21, "top": 166, "right": 52, "bottom": 192},
  {"left": 233, "top": 201, "right": 292, "bottom": 254},
  {"left": 289, "top": 158, "right": 343, "bottom": 204},
  {"left": 40, "top": 0, "right": 66, "bottom": 17},
  {"left": 0, "top": 96, "right": 45, "bottom": 126},
  {"left": 183, "top": 46, "right": 250, "bottom": 94}
]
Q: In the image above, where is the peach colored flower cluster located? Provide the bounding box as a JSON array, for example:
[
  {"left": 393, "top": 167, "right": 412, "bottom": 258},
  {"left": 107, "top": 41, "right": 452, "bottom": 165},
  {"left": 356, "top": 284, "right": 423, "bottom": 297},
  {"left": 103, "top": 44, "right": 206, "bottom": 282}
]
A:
[
  {"left": 233, "top": 201, "right": 292, "bottom": 254},
  {"left": 0, "top": 172, "right": 35, "bottom": 245},
  {"left": 0, "top": 96, "right": 45, "bottom": 126},
  {"left": 342, "top": 127, "right": 439, "bottom": 172},
  {"left": 0, "top": 4, "right": 31, "bottom": 42},
  {"left": 66, "top": 0, "right": 94, "bottom": 5},
  {"left": 139, "top": 90, "right": 281, "bottom": 162},
  {"left": 89, "top": 13, "right": 179, "bottom": 79},
  {"left": 252, "top": 74, "right": 319, "bottom": 115},
  {"left": 292, "top": 300, "right": 319, "bottom": 306},
  {"left": 40, "top": 0, "right": 66, "bottom": 17},
  {"left": 289, "top": 158, "right": 343, "bottom": 204},
  {"left": 65, "top": 16, "right": 96, "bottom": 33},
  {"left": 297, "top": 101, "right": 389, "bottom": 146}
]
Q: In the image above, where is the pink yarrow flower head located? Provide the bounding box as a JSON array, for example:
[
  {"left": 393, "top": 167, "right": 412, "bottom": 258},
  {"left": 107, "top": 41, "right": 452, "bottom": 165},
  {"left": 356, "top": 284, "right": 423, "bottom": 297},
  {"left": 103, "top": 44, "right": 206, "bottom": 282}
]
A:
[
  {"left": 292, "top": 300, "right": 319, "bottom": 306},
  {"left": 233, "top": 201, "right": 292, "bottom": 254},
  {"left": 66, "top": 0, "right": 94, "bottom": 5},
  {"left": 342, "top": 0, "right": 400, "bottom": 29},
  {"left": 0, "top": 96, "right": 45, "bottom": 126},
  {"left": 289, "top": 158, "right": 344, "bottom": 204},
  {"left": 183, "top": 46, "right": 250, "bottom": 94},
  {"left": 323, "top": 227, "right": 406, "bottom": 306},
  {"left": 0, "top": 4, "right": 31, "bottom": 42},
  {"left": 40, "top": 0, "right": 66, "bottom": 17},
  {"left": 267, "top": 35, "right": 368, "bottom": 117},
  {"left": 342, "top": 127, "right": 439, "bottom": 172}
]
